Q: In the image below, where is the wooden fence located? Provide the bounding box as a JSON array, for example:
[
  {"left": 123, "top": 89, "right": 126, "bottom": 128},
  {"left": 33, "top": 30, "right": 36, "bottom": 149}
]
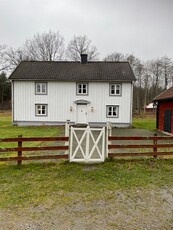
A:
[
  {"left": 1, "top": 133, "right": 173, "bottom": 165},
  {"left": 108, "top": 134, "right": 173, "bottom": 157},
  {"left": 0, "top": 135, "right": 69, "bottom": 165}
]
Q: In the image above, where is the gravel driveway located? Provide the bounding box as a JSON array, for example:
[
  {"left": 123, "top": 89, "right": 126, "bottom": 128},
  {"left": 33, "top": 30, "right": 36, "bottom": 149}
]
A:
[{"left": 1, "top": 187, "right": 173, "bottom": 230}]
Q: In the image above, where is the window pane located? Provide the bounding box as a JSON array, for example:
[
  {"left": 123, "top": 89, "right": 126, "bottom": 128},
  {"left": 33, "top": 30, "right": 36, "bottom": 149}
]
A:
[
  {"left": 42, "top": 109, "right": 46, "bottom": 114},
  {"left": 113, "top": 107, "right": 117, "bottom": 116},
  {"left": 116, "top": 85, "right": 120, "bottom": 95},
  {"left": 82, "top": 84, "right": 87, "bottom": 94},
  {"left": 37, "top": 84, "right": 41, "bottom": 93},
  {"left": 42, "top": 84, "right": 46, "bottom": 93},
  {"left": 111, "top": 85, "right": 115, "bottom": 94},
  {"left": 108, "top": 107, "right": 112, "bottom": 116}
]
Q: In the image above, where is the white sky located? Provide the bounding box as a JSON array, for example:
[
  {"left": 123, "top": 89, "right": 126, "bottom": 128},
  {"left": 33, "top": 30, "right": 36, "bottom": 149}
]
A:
[{"left": 0, "top": 0, "right": 173, "bottom": 61}]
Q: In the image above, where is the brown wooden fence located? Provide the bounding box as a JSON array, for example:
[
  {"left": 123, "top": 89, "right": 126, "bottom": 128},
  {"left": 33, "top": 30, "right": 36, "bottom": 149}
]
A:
[
  {"left": 0, "top": 135, "right": 69, "bottom": 165},
  {"left": 108, "top": 134, "right": 173, "bottom": 157},
  {"left": 1, "top": 133, "right": 173, "bottom": 165}
]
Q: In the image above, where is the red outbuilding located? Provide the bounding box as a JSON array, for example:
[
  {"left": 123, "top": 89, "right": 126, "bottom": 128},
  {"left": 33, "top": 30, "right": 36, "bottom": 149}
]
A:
[{"left": 153, "top": 86, "right": 173, "bottom": 134}]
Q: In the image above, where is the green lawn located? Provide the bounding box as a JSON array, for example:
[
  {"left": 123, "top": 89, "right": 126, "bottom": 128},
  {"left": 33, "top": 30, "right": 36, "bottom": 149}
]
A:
[
  {"left": 0, "top": 158, "right": 173, "bottom": 208},
  {"left": 1, "top": 112, "right": 173, "bottom": 210},
  {"left": 132, "top": 116, "right": 156, "bottom": 130},
  {"left": 0, "top": 112, "right": 64, "bottom": 157},
  {"left": 0, "top": 112, "right": 62, "bottom": 138}
]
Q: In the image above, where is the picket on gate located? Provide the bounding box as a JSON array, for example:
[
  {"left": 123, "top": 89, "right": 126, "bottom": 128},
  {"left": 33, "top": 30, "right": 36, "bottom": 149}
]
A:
[{"left": 69, "top": 126, "right": 106, "bottom": 163}]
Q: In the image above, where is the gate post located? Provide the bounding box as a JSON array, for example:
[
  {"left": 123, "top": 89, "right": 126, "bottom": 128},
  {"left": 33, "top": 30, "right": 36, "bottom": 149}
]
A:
[
  {"left": 85, "top": 126, "right": 90, "bottom": 162},
  {"left": 106, "top": 122, "right": 112, "bottom": 158}
]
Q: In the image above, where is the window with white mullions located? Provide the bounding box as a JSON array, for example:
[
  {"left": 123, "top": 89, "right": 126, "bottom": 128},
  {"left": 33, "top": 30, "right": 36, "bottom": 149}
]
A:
[
  {"left": 77, "top": 83, "right": 88, "bottom": 95},
  {"left": 106, "top": 105, "right": 119, "bottom": 118},
  {"left": 35, "top": 83, "right": 47, "bottom": 95},
  {"left": 35, "top": 104, "right": 47, "bottom": 116},
  {"left": 110, "top": 84, "right": 121, "bottom": 96}
]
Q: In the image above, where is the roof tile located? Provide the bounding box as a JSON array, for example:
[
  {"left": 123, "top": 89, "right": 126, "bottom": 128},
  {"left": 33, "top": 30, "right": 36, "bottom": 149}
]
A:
[
  {"left": 153, "top": 86, "right": 173, "bottom": 101},
  {"left": 9, "top": 61, "right": 136, "bottom": 82}
]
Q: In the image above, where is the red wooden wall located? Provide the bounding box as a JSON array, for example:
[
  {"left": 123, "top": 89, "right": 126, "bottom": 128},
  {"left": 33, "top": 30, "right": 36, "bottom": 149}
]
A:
[{"left": 157, "top": 100, "right": 173, "bottom": 133}]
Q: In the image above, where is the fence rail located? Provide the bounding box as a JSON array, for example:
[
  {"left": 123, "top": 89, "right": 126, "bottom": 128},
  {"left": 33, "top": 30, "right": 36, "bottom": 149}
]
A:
[
  {"left": 1, "top": 133, "right": 173, "bottom": 165},
  {"left": 0, "top": 135, "right": 69, "bottom": 165},
  {"left": 108, "top": 134, "right": 173, "bottom": 158}
]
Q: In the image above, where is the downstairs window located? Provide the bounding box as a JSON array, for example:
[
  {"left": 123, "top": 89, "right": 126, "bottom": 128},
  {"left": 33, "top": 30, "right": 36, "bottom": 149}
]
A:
[
  {"left": 106, "top": 105, "right": 119, "bottom": 118},
  {"left": 35, "top": 104, "right": 48, "bottom": 116}
]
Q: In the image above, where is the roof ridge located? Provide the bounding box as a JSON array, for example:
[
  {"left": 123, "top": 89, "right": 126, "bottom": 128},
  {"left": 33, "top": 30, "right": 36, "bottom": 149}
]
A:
[{"left": 20, "top": 60, "right": 130, "bottom": 64}]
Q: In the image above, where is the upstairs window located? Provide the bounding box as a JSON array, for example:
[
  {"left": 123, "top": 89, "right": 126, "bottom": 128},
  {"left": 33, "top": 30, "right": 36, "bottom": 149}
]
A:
[
  {"left": 35, "top": 104, "right": 47, "bottom": 116},
  {"left": 106, "top": 105, "right": 119, "bottom": 118},
  {"left": 35, "top": 83, "right": 47, "bottom": 95},
  {"left": 110, "top": 84, "right": 121, "bottom": 96},
  {"left": 77, "top": 83, "right": 88, "bottom": 95}
]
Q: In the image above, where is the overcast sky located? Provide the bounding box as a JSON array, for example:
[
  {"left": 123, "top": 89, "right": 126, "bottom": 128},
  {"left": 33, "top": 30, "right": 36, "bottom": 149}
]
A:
[{"left": 0, "top": 0, "right": 173, "bottom": 61}]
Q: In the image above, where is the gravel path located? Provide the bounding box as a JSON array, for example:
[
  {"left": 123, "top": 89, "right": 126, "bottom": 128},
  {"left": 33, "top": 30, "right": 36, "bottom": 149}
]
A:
[{"left": 1, "top": 187, "right": 173, "bottom": 230}]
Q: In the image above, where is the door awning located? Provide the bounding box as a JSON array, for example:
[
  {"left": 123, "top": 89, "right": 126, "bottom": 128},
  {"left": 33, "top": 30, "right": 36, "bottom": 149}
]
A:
[{"left": 74, "top": 99, "right": 91, "bottom": 105}]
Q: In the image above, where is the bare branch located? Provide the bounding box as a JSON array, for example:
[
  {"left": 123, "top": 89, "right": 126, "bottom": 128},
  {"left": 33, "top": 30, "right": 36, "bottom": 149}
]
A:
[{"left": 66, "top": 35, "right": 99, "bottom": 61}]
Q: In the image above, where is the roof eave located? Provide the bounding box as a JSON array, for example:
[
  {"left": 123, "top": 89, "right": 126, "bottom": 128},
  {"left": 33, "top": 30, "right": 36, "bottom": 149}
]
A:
[
  {"left": 10, "top": 78, "right": 135, "bottom": 82},
  {"left": 153, "top": 97, "right": 173, "bottom": 102}
]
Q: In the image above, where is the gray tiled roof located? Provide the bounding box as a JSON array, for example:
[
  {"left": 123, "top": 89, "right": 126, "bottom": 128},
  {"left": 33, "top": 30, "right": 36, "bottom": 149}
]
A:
[{"left": 9, "top": 61, "right": 136, "bottom": 82}]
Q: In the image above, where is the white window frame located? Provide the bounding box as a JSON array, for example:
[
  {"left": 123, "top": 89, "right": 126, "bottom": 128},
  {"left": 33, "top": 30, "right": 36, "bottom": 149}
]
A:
[
  {"left": 35, "top": 82, "right": 47, "bottom": 95},
  {"left": 106, "top": 105, "right": 119, "bottom": 118},
  {"left": 76, "top": 83, "right": 88, "bottom": 95},
  {"left": 35, "top": 104, "right": 48, "bottom": 116},
  {"left": 110, "top": 84, "right": 121, "bottom": 96}
]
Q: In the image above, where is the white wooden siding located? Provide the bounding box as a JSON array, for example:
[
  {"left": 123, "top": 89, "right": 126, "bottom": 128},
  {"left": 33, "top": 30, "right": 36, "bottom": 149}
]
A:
[{"left": 12, "top": 80, "right": 133, "bottom": 126}]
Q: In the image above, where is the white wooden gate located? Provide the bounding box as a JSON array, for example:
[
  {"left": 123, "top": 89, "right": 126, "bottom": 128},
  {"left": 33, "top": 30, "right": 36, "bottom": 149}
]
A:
[{"left": 70, "top": 126, "right": 106, "bottom": 163}]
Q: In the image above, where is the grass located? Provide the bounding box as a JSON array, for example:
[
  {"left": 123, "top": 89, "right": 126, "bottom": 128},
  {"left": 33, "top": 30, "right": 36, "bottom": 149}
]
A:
[
  {"left": 0, "top": 112, "right": 63, "bottom": 155},
  {"left": 0, "top": 158, "right": 173, "bottom": 208},
  {"left": 0, "top": 111, "right": 62, "bottom": 138},
  {"left": 1, "top": 112, "right": 173, "bottom": 209},
  {"left": 132, "top": 116, "right": 156, "bottom": 130}
]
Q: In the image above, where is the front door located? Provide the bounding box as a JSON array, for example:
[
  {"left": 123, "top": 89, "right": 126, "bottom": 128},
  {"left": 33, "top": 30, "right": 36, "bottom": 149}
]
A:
[
  {"left": 77, "top": 104, "right": 88, "bottom": 124},
  {"left": 164, "top": 109, "right": 172, "bottom": 133}
]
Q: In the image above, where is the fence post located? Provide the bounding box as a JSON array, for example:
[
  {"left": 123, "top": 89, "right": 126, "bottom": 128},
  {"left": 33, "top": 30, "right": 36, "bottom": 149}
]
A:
[
  {"left": 18, "top": 134, "right": 22, "bottom": 166},
  {"left": 65, "top": 120, "right": 70, "bottom": 154},
  {"left": 153, "top": 133, "right": 157, "bottom": 158}
]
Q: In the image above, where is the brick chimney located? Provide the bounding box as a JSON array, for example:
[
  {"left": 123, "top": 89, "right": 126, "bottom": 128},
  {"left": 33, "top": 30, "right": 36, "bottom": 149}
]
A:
[{"left": 81, "top": 54, "right": 88, "bottom": 64}]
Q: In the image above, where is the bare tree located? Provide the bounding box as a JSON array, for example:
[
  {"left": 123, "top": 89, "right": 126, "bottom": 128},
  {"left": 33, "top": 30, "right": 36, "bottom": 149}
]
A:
[
  {"left": 0, "top": 45, "right": 9, "bottom": 72},
  {"left": 25, "top": 30, "right": 65, "bottom": 61},
  {"left": 5, "top": 47, "right": 29, "bottom": 70},
  {"left": 104, "top": 52, "right": 125, "bottom": 61},
  {"left": 161, "top": 56, "right": 172, "bottom": 89},
  {"left": 0, "top": 72, "right": 11, "bottom": 109},
  {"left": 66, "top": 35, "right": 99, "bottom": 61},
  {"left": 146, "top": 59, "right": 163, "bottom": 96},
  {"left": 5, "top": 30, "right": 65, "bottom": 71}
]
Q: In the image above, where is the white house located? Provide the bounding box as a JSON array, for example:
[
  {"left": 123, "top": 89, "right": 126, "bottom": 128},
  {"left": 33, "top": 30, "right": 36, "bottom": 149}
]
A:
[{"left": 9, "top": 54, "right": 136, "bottom": 127}]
